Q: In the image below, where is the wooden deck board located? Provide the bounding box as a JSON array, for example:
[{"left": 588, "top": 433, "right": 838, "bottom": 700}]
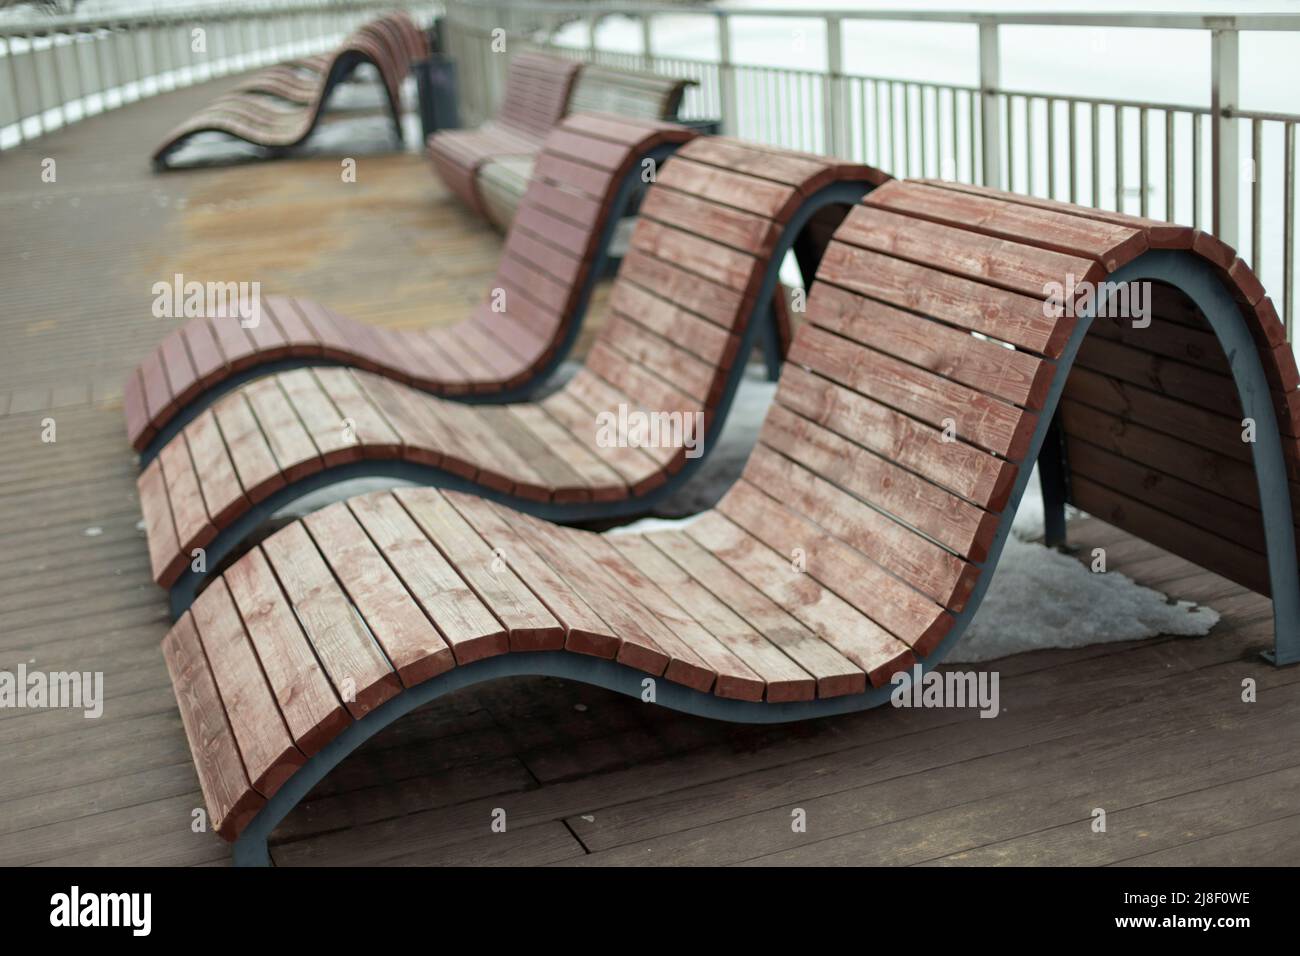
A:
[{"left": 0, "top": 72, "right": 1295, "bottom": 867}]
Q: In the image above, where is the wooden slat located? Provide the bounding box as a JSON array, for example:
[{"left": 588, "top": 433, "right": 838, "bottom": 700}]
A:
[
  {"left": 743, "top": 443, "right": 979, "bottom": 611},
  {"left": 157, "top": 433, "right": 215, "bottom": 554},
  {"left": 260, "top": 521, "right": 402, "bottom": 717},
  {"left": 312, "top": 368, "right": 403, "bottom": 459},
  {"left": 348, "top": 491, "right": 510, "bottom": 664},
  {"left": 687, "top": 511, "right": 912, "bottom": 688},
  {"left": 304, "top": 501, "right": 454, "bottom": 687},
  {"left": 1067, "top": 438, "right": 1267, "bottom": 552},
  {"left": 816, "top": 240, "right": 1070, "bottom": 358},
  {"left": 189, "top": 577, "right": 305, "bottom": 796},
  {"left": 278, "top": 367, "right": 360, "bottom": 467},
  {"left": 1070, "top": 474, "right": 1271, "bottom": 595},
  {"left": 222, "top": 547, "right": 351, "bottom": 756},
  {"left": 759, "top": 403, "right": 999, "bottom": 561},
  {"left": 161, "top": 613, "right": 265, "bottom": 841},
  {"left": 242, "top": 376, "right": 321, "bottom": 483},
  {"left": 864, "top": 180, "right": 1149, "bottom": 269},
  {"left": 719, "top": 481, "right": 952, "bottom": 655},
  {"left": 607, "top": 533, "right": 766, "bottom": 701},
  {"left": 655, "top": 158, "right": 795, "bottom": 222},
  {"left": 137, "top": 458, "right": 185, "bottom": 586},
  {"left": 809, "top": 281, "right": 1052, "bottom": 410},
  {"left": 394, "top": 488, "right": 565, "bottom": 651},
  {"left": 629, "top": 219, "right": 758, "bottom": 294},
  {"left": 775, "top": 365, "right": 1018, "bottom": 509},
  {"left": 835, "top": 203, "right": 1105, "bottom": 297},
  {"left": 209, "top": 391, "right": 286, "bottom": 503},
  {"left": 643, "top": 529, "right": 820, "bottom": 702},
  {"left": 443, "top": 492, "right": 620, "bottom": 660},
  {"left": 184, "top": 408, "right": 247, "bottom": 528},
  {"left": 501, "top": 511, "right": 682, "bottom": 678},
  {"left": 790, "top": 325, "right": 1037, "bottom": 460}
]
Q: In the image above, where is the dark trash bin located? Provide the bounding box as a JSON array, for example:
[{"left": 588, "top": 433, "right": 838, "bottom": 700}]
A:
[
  {"left": 413, "top": 55, "right": 460, "bottom": 141},
  {"left": 680, "top": 118, "right": 723, "bottom": 136}
]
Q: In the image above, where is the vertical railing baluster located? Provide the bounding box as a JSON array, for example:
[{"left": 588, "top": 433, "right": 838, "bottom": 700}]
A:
[
  {"left": 1004, "top": 94, "right": 1014, "bottom": 192},
  {"left": 6, "top": 36, "right": 24, "bottom": 144},
  {"left": 110, "top": 26, "right": 126, "bottom": 104},
  {"left": 1285, "top": 121, "right": 1295, "bottom": 337},
  {"left": 1193, "top": 112, "right": 1203, "bottom": 228},
  {"left": 876, "top": 80, "right": 886, "bottom": 170},
  {"left": 93, "top": 26, "right": 109, "bottom": 113},
  {"left": 1139, "top": 106, "right": 1149, "bottom": 217},
  {"left": 1115, "top": 104, "right": 1125, "bottom": 212},
  {"left": 1251, "top": 118, "right": 1263, "bottom": 270},
  {"left": 968, "top": 88, "right": 978, "bottom": 182},
  {"left": 717, "top": 12, "right": 737, "bottom": 137},
  {"left": 1047, "top": 97, "right": 1057, "bottom": 199},
  {"left": 1069, "top": 99, "right": 1078, "bottom": 203},
  {"left": 948, "top": 87, "right": 960, "bottom": 180},
  {"left": 978, "top": 20, "right": 1001, "bottom": 188},
  {"left": 641, "top": 13, "right": 653, "bottom": 72},
  {"left": 50, "top": 32, "right": 68, "bottom": 129},
  {"left": 30, "top": 33, "right": 46, "bottom": 135},
  {"left": 825, "top": 15, "right": 844, "bottom": 157},
  {"left": 1090, "top": 101, "right": 1101, "bottom": 207},
  {"left": 1166, "top": 110, "right": 1176, "bottom": 221},
  {"left": 1026, "top": 96, "right": 1036, "bottom": 195},
  {"left": 919, "top": 84, "right": 930, "bottom": 175},
  {"left": 72, "top": 30, "right": 87, "bottom": 121},
  {"left": 900, "top": 83, "right": 912, "bottom": 176},
  {"left": 858, "top": 79, "right": 868, "bottom": 164},
  {"left": 1211, "top": 25, "right": 1240, "bottom": 244}
]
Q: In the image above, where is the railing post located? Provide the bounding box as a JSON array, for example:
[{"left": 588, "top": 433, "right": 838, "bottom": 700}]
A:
[
  {"left": 824, "top": 15, "right": 847, "bottom": 157},
  {"left": 717, "top": 11, "right": 737, "bottom": 136},
  {"left": 641, "top": 13, "right": 654, "bottom": 72},
  {"left": 1210, "top": 21, "right": 1240, "bottom": 247},
  {"left": 978, "top": 20, "right": 1002, "bottom": 188},
  {"left": 587, "top": 12, "right": 600, "bottom": 63},
  {"left": 5, "top": 36, "right": 24, "bottom": 144}
]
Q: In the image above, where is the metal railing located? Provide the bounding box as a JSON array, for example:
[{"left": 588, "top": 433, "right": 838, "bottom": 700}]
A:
[
  {"left": 445, "top": 1, "right": 1300, "bottom": 335},
  {"left": 0, "top": 0, "right": 441, "bottom": 151}
]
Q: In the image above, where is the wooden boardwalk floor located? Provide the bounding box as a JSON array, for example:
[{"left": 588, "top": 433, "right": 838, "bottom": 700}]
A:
[{"left": 1, "top": 74, "right": 1297, "bottom": 867}]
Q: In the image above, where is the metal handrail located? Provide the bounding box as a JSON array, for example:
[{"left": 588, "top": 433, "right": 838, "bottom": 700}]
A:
[
  {"left": 444, "top": 0, "right": 1300, "bottom": 335},
  {"left": 0, "top": 1, "right": 441, "bottom": 151}
]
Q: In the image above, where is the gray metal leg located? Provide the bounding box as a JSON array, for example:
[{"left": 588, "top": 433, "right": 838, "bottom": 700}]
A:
[
  {"left": 1037, "top": 415, "right": 1070, "bottom": 550},
  {"left": 759, "top": 306, "right": 783, "bottom": 382}
]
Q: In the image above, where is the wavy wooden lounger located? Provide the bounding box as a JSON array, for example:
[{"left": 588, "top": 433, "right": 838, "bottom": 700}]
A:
[
  {"left": 127, "top": 114, "right": 699, "bottom": 459},
  {"left": 151, "top": 13, "right": 426, "bottom": 169},
  {"left": 136, "top": 139, "right": 885, "bottom": 614},
  {"left": 468, "top": 62, "right": 696, "bottom": 231},
  {"left": 161, "top": 177, "right": 1300, "bottom": 865},
  {"left": 426, "top": 52, "right": 582, "bottom": 218}
]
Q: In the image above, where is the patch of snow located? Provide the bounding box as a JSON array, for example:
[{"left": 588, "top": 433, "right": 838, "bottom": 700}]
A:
[
  {"left": 949, "top": 464, "right": 1219, "bottom": 662},
  {"left": 948, "top": 535, "right": 1220, "bottom": 663}
]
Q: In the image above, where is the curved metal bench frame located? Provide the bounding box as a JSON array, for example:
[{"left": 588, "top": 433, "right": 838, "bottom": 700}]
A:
[
  {"left": 152, "top": 42, "right": 407, "bottom": 170},
  {"left": 166, "top": 179, "right": 871, "bottom": 617},
  {"left": 228, "top": 247, "right": 1300, "bottom": 866}
]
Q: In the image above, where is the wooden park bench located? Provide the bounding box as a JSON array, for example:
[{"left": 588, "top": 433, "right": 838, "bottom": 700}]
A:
[
  {"left": 426, "top": 52, "right": 581, "bottom": 217},
  {"left": 151, "top": 13, "right": 427, "bottom": 169},
  {"left": 134, "top": 138, "right": 886, "bottom": 614},
  {"left": 125, "top": 114, "right": 701, "bottom": 457},
  {"left": 428, "top": 52, "right": 694, "bottom": 228},
  {"left": 157, "top": 176, "right": 1300, "bottom": 865},
  {"left": 474, "top": 62, "right": 696, "bottom": 231}
]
